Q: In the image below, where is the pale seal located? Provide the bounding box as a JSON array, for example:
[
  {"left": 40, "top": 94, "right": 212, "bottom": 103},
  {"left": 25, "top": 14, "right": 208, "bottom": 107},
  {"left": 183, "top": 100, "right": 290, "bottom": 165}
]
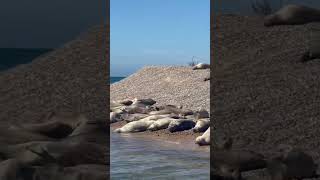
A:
[
  {"left": 147, "top": 117, "right": 175, "bottom": 131},
  {"left": 264, "top": 4, "right": 320, "bottom": 27},
  {"left": 111, "top": 99, "right": 133, "bottom": 107},
  {"left": 132, "top": 98, "right": 156, "bottom": 106},
  {"left": 114, "top": 119, "right": 155, "bottom": 133},
  {"left": 122, "top": 104, "right": 152, "bottom": 114},
  {"left": 192, "top": 63, "right": 210, "bottom": 70},
  {"left": 195, "top": 128, "right": 210, "bottom": 146},
  {"left": 110, "top": 112, "right": 121, "bottom": 123},
  {"left": 193, "top": 118, "right": 210, "bottom": 133}
]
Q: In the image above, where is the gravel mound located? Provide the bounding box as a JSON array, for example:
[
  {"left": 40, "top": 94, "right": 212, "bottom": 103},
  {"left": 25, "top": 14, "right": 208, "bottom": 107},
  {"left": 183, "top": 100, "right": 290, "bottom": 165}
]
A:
[
  {"left": 111, "top": 66, "right": 209, "bottom": 111},
  {"left": 0, "top": 24, "right": 108, "bottom": 124},
  {"left": 212, "top": 14, "right": 320, "bottom": 159}
]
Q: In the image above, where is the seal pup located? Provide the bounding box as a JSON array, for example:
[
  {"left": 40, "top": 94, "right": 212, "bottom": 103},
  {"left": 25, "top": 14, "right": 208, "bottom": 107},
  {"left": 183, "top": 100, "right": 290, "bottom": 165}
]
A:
[
  {"left": 147, "top": 117, "right": 176, "bottom": 131},
  {"left": 195, "top": 128, "right": 210, "bottom": 146},
  {"left": 264, "top": 4, "right": 320, "bottom": 26},
  {"left": 193, "top": 118, "right": 210, "bottom": 133},
  {"left": 167, "top": 119, "right": 195, "bottom": 132}
]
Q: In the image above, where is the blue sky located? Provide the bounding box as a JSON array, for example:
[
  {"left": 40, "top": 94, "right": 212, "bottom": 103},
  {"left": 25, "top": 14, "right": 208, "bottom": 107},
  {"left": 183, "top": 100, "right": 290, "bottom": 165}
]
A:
[{"left": 111, "top": 0, "right": 209, "bottom": 77}]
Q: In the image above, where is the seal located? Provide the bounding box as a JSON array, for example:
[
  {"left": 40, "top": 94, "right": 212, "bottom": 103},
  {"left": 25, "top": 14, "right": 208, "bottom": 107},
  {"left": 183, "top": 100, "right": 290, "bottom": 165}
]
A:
[
  {"left": 212, "top": 130, "right": 233, "bottom": 151},
  {"left": 111, "top": 99, "right": 133, "bottom": 107},
  {"left": 0, "top": 159, "right": 22, "bottom": 180},
  {"left": 110, "top": 105, "right": 126, "bottom": 114},
  {"left": 139, "top": 115, "right": 171, "bottom": 122},
  {"left": 122, "top": 104, "right": 152, "bottom": 114},
  {"left": 267, "top": 145, "right": 318, "bottom": 179},
  {"left": 195, "top": 127, "right": 210, "bottom": 146},
  {"left": 0, "top": 126, "right": 53, "bottom": 145},
  {"left": 131, "top": 98, "right": 156, "bottom": 106},
  {"left": 192, "top": 63, "right": 210, "bottom": 70},
  {"left": 13, "top": 120, "right": 73, "bottom": 139},
  {"left": 212, "top": 150, "right": 266, "bottom": 178},
  {"left": 167, "top": 119, "right": 196, "bottom": 132},
  {"left": 110, "top": 112, "right": 122, "bottom": 123},
  {"left": 150, "top": 106, "right": 193, "bottom": 117},
  {"left": 149, "top": 109, "right": 173, "bottom": 115},
  {"left": 69, "top": 118, "right": 107, "bottom": 137},
  {"left": 193, "top": 118, "right": 210, "bottom": 133},
  {"left": 147, "top": 117, "right": 175, "bottom": 131},
  {"left": 114, "top": 119, "right": 155, "bottom": 133},
  {"left": 122, "top": 113, "right": 149, "bottom": 122},
  {"left": 264, "top": 4, "right": 320, "bottom": 27},
  {"left": 194, "top": 109, "right": 209, "bottom": 119}
]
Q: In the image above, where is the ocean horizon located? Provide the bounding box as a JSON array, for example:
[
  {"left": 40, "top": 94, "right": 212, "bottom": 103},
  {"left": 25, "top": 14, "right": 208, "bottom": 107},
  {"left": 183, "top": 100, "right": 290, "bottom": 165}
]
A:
[
  {"left": 110, "top": 77, "right": 125, "bottom": 84},
  {"left": 0, "top": 48, "right": 52, "bottom": 71}
]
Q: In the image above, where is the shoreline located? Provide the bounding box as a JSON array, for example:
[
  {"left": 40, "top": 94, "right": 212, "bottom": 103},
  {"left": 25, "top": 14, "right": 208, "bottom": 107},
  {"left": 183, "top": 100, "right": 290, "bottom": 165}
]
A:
[
  {"left": 110, "top": 121, "right": 210, "bottom": 153},
  {"left": 110, "top": 65, "right": 210, "bottom": 151}
]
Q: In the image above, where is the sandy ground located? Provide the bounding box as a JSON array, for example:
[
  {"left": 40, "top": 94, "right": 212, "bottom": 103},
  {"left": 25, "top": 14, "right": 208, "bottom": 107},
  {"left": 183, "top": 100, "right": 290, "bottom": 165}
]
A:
[
  {"left": 212, "top": 13, "right": 320, "bottom": 178},
  {"left": 0, "top": 25, "right": 108, "bottom": 125},
  {"left": 111, "top": 66, "right": 210, "bottom": 112}
]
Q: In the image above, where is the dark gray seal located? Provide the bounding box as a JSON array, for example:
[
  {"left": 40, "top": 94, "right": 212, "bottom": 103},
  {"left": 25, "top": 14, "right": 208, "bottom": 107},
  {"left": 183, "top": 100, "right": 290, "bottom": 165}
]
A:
[
  {"left": 212, "top": 150, "right": 266, "bottom": 179},
  {"left": 167, "top": 119, "right": 195, "bottom": 132}
]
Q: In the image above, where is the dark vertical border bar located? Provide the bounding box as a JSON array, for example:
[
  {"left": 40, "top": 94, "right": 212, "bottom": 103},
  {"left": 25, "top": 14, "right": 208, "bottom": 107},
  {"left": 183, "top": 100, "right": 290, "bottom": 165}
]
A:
[
  {"left": 210, "top": 0, "right": 214, "bottom": 178},
  {"left": 106, "top": 0, "right": 111, "bottom": 178}
]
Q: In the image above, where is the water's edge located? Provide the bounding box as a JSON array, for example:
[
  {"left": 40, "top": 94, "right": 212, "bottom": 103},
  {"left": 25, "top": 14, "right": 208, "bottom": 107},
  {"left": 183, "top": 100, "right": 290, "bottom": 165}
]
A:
[{"left": 110, "top": 77, "right": 209, "bottom": 179}]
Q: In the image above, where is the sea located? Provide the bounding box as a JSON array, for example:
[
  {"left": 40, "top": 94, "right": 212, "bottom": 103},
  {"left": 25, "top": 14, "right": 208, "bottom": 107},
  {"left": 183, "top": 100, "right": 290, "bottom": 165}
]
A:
[
  {"left": 0, "top": 48, "right": 52, "bottom": 71},
  {"left": 110, "top": 77, "right": 125, "bottom": 84},
  {"left": 110, "top": 77, "right": 210, "bottom": 180}
]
